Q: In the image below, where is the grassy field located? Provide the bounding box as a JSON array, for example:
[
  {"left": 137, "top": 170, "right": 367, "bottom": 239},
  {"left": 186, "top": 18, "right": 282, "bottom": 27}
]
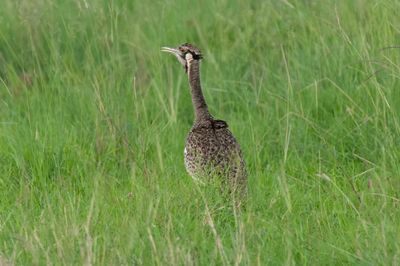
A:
[{"left": 1, "top": 0, "right": 400, "bottom": 265}]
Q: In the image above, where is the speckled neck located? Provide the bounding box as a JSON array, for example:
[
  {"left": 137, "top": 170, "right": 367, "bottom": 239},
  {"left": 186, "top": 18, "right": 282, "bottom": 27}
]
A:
[{"left": 187, "top": 59, "right": 212, "bottom": 122}]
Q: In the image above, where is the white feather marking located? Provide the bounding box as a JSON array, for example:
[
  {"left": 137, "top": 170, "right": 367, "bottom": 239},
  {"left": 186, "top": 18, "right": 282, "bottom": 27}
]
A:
[{"left": 185, "top": 53, "right": 193, "bottom": 61}]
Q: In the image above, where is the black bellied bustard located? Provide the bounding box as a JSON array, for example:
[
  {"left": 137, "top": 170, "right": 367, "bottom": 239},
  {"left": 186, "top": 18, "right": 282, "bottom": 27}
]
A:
[{"left": 161, "top": 43, "right": 247, "bottom": 197}]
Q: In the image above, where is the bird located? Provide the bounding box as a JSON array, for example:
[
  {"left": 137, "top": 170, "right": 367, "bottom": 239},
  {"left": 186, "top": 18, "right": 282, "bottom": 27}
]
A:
[{"left": 161, "top": 43, "right": 247, "bottom": 197}]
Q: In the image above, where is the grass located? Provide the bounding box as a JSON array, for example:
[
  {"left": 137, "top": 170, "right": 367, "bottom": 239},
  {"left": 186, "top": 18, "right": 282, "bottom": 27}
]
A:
[{"left": 0, "top": 0, "right": 400, "bottom": 264}]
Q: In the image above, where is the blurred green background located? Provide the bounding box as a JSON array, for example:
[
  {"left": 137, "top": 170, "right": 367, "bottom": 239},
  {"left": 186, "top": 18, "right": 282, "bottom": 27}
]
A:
[{"left": 0, "top": 0, "right": 399, "bottom": 265}]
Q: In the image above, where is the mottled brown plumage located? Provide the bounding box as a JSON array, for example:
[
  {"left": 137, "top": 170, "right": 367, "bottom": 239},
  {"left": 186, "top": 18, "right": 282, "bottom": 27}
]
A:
[{"left": 162, "top": 43, "right": 247, "bottom": 195}]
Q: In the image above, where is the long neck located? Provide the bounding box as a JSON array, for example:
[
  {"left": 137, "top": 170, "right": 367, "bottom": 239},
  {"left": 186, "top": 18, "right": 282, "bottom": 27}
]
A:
[{"left": 187, "top": 59, "right": 212, "bottom": 122}]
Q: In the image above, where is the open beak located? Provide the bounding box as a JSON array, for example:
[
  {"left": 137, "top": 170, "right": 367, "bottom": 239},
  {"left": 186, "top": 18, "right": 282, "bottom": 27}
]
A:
[
  {"left": 161, "top": 46, "right": 187, "bottom": 71},
  {"left": 161, "top": 47, "right": 182, "bottom": 56}
]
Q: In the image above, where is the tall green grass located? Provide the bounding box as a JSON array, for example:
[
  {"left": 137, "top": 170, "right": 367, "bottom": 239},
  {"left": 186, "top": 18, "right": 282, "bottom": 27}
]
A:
[{"left": 1, "top": 0, "right": 399, "bottom": 264}]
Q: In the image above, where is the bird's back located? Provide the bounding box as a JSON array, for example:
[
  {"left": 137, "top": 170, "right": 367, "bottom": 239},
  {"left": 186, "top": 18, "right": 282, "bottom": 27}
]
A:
[{"left": 184, "top": 119, "right": 247, "bottom": 193}]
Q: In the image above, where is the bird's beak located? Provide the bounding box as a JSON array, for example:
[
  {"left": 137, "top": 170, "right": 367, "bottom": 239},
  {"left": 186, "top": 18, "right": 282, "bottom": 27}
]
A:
[
  {"left": 161, "top": 47, "right": 182, "bottom": 57},
  {"left": 161, "top": 46, "right": 187, "bottom": 71}
]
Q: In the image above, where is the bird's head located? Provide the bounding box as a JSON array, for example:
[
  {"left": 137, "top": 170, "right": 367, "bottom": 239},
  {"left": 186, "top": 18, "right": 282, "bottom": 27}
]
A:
[{"left": 161, "top": 43, "right": 202, "bottom": 72}]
